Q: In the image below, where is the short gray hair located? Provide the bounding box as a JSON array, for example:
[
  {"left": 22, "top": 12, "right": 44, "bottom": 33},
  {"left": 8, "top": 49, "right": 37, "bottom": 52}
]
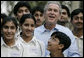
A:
[{"left": 44, "top": 1, "right": 61, "bottom": 13}]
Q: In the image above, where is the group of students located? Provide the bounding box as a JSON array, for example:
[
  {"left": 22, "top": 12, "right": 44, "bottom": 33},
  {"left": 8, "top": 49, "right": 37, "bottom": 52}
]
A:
[{"left": 1, "top": 1, "right": 83, "bottom": 57}]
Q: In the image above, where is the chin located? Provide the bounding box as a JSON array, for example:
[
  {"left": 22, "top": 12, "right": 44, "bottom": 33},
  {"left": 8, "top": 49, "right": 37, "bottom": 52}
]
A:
[
  {"left": 26, "top": 34, "right": 32, "bottom": 37},
  {"left": 49, "top": 20, "right": 55, "bottom": 22},
  {"left": 48, "top": 49, "right": 52, "bottom": 52},
  {"left": 6, "top": 37, "right": 13, "bottom": 40},
  {"left": 76, "top": 26, "right": 82, "bottom": 28},
  {"left": 47, "top": 48, "right": 50, "bottom": 51},
  {"left": 47, "top": 46, "right": 51, "bottom": 49},
  {"left": 36, "top": 24, "right": 41, "bottom": 26}
]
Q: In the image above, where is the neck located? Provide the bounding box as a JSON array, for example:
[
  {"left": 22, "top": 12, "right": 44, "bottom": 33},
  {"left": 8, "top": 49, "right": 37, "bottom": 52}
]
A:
[
  {"left": 36, "top": 24, "right": 41, "bottom": 28},
  {"left": 73, "top": 28, "right": 83, "bottom": 38},
  {"left": 50, "top": 50, "right": 64, "bottom": 57},
  {"left": 3, "top": 38, "right": 15, "bottom": 46},
  {"left": 22, "top": 34, "right": 32, "bottom": 43},
  {"left": 44, "top": 23, "right": 56, "bottom": 30}
]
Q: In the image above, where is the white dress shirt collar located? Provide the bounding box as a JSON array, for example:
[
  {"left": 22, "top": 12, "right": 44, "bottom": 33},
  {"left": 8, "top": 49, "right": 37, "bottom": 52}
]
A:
[
  {"left": 19, "top": 36, "right": 37, "bottom": 45},
  {"left": 37, "top": 24, "right": 60, "bottom": 33},
  {"left": 1, "top": 37, "right": 21, "bottom": 50},
  {"left": 74, "top": 35, "right": 83, "bottom": 40}
]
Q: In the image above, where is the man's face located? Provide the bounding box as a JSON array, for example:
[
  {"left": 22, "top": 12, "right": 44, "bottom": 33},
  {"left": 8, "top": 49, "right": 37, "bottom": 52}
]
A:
[
  {"left": 72, "top": 13, "right": 83, "bottom": 29},
  {"left": 34, "top": 11, "right": 44, "bottom": 27},
  {"left": 16, "top": 6, "right": 30, "bottom": 21},
  {"left": 2, "top": 21, "right": 16, "bottom": 40},
  {"left": 59, "top": 9, "right": 69, "bottom": 23},
  {"left": 44, "top": 4, "right": 60, "bottom": 24}
]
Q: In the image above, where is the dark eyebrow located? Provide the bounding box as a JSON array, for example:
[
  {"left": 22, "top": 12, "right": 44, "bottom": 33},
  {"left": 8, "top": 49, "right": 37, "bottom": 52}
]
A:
[{"left": 3, "top": 25, "right": 9, "bottom": 28}]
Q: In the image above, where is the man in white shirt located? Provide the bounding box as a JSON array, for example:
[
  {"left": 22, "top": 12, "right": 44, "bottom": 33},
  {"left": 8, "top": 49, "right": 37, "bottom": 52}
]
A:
[{"left": 71, "top": 8, "right": 83, "bottom": 57}]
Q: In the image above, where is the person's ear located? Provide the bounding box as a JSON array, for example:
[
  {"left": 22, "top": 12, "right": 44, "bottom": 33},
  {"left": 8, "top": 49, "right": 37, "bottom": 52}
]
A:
[{"left": 59, "top": 44, "right": 64, "bottom": 50}]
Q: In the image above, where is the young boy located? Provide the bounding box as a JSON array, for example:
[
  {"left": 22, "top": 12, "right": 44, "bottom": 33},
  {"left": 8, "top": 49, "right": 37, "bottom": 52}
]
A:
[{"left": 47, "top": 31, "right": 71, "bottom": 57}]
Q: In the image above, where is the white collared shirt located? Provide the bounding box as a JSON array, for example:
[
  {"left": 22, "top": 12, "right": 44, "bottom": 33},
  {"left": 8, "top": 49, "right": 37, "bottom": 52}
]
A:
[
  {"left": 18, "top": 36, "right": 45, "bottom": 57},
  {"left": 75, "top": 36, "right": 83, "bottom": 57},
  {"left": 1, "top": 37, "right": 23, "bottom": 57}
]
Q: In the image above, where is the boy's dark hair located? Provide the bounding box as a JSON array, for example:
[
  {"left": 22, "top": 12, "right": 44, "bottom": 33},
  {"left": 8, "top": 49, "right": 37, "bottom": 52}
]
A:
[
  {"left": 20, "top": 14, "right": 36, "bottom": 25},
  {"left": 2, "top": 16, "right": 18, "bottom": 30},
  {"left": 32, "top": 6, "right": 44, "bottom": 15},
  {"left": 13, "top": 1, "right": 31, "bottom": 16},
  {"left": 51, "top": 31, "right": 71, "bottom": 52},
  {"left": 71, "top": 9, "right": 83, "bottom": 21},
  {"left": 61, "top": 5, "right": 70, "bottom": 17},
  {"left": 1, "top": 13, "right": 7, "bottom": 19}
]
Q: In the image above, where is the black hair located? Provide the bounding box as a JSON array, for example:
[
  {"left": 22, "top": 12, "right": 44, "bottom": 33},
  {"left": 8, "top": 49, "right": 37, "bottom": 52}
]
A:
[
  {"left": 20, "top": 14, "right": 36, "bottom": 25},
  {"left": 32, "top": 6, "right": 44, "bottom": 15},
  {"left": 1, "top": 13, "right": 7, "bottom": 26},
  {"left": 71, "top": 8, "right": 83, "bottom": 21},
  {"left": 61, "top": 5, "right": 70, "bottom": 17},
  {"left": 51, "top": 31, "right": 71, "bottom": 52},
  {"left": 13, "top": 1, "right": 31, "bottom": 16},
  {"left": 1, "top": 13, "right": 7, "bottom": 19},
  {"left": 2, "top": 16, "right": 18, "bottom": 30}
]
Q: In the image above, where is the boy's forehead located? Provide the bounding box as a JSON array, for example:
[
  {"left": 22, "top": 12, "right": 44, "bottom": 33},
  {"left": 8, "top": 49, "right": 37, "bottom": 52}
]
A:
[
  {"left": 51, "top": 35, "right": 60, "bottom": 39},
  {"left": 18, "top": 6, "right": 29, "bottom": 10},
  {"left": 51, "top": 35, "right": 56, "bottom": 38}
]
